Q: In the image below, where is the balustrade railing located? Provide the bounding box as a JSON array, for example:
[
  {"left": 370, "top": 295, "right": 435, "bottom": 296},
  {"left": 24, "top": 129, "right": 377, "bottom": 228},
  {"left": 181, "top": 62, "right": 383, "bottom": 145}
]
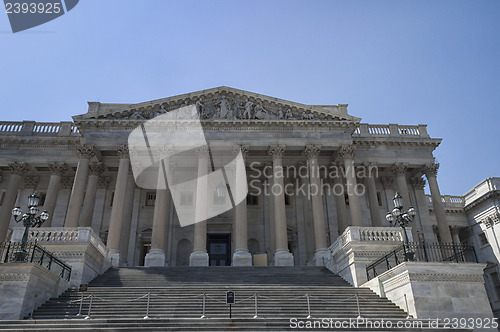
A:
[
  {"left": 354, "top": 124, "right": 429, "bottom": 138},
  {"left": 366, "top": 242, "right": 477, "bottom": 281},
  {"left": 0, "top": 121, "right": 80, "bottom": 136},
  {"left": 0, "top": 242, "right": 71, "bottom": 281}
]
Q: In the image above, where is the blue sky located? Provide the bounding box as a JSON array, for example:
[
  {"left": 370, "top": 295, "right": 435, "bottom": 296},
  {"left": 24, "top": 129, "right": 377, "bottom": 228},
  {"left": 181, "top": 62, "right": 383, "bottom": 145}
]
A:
[{"left": 1, "top": 0, "right": 499, "bottom": 196}]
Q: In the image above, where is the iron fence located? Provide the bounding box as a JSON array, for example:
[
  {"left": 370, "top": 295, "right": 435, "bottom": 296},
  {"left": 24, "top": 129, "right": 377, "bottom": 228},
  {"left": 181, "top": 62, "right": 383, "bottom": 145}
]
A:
[
  {"left": 366, "top": 242, "right": 477, "bottom": 281},
  {"left": 0, "top": 242, "right": 71, "bottom": 281}
]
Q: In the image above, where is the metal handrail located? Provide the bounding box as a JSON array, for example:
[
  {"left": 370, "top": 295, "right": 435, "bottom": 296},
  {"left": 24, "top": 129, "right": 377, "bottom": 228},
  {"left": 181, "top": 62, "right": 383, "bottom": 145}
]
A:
[
  {"left": 0, "top": 242, "right": 72, "bottom": 281},
  {"left": 366, "top": 242, "right": 477, "bottom": 281}
]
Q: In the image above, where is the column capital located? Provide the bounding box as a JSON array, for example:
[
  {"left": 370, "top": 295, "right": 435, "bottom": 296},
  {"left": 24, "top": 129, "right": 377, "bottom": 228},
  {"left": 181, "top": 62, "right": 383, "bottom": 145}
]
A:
[
  {"left": 268, "top": 145, "right": 286, "bottom": 160},
  {"left": 391, "top": 162, "right": 407, "bottom": 175},
  {"left": 381, "top": 176, "right": 394, "bottom": 189},
  {"left": 338, "top": 145, "right": 355, "bottom": 160},
  {"left": 158, "top": 145, "right": 175, "bottom": 159},
  {"left": 98, "top": 176, "right": 111, "bottom": 189},
  {"left": 48, "top": 162, "right": 67, "bottom": 176},
  {"left": 410, "top": 176, "right": 426, "bottom": 190},
  {"left": 76, "top": 144, "right": 97, "bottom": 160},
  {"left": 304, "top": 144, "right": 321, "bottom": 159},
  {"left": 423, "top": 163, "right": 439, "bottom": 177},
  {"left": 116, "top": 144, "right": 129, "bottom": 159},
  {"left": 89, "top": 162, "right": 106, "bottom": 176},
  {"left": 195, "top": 145, "right": 210, "bottom": 158},
  {"left": 8, "top": 162, "right": 28, "bottom": 175},
  {"left": 24, "top": 176, "right": 39, "bottom": 189},
  {"left": 233, "top": 145, "right": 249, "bottom": 160}
]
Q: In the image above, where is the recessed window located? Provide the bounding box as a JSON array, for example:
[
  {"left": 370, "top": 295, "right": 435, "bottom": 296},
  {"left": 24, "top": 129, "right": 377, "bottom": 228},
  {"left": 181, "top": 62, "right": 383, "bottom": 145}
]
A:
[
  {"left": 38, "top": 192, "right": 46, "bottom": 206},
  {"left": 284, "top": 193, "right": 292, "bottom": 206},
  {"left": 145, "top": 192, "right": 156, "bottom": 206},
  {"left": 180, "top": 192, "right": 193, "bottom": 206},
  {"left": 479, "top": 232, "right": 489, "bottom": 246},
  {"left": 376, "top": 192, "right": 383, "bottom": 206},
  {"left": 344, "top": 193, "right": 349, "bottom": 206},
  {"left": 247, "top": 194, "right": 259, "bottom": 206}
]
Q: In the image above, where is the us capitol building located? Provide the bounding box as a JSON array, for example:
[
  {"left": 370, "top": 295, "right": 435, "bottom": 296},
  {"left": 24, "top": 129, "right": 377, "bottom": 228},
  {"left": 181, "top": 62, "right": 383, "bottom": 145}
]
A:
[{"left": 0, "top": 87, "right": 499, "bottom": 321}]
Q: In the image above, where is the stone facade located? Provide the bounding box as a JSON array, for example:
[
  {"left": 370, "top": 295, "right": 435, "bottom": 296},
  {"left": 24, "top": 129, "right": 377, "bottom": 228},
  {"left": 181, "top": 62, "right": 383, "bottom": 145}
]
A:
[{"left": 0, "top": 87, "right": 498, "bottom": 316}]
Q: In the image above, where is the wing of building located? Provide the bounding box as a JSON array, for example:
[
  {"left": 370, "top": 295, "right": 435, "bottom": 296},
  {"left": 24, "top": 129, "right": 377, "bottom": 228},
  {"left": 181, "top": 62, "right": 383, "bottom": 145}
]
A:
[{"left": 0, "top": 86, "right": 499, "bottom": 318}]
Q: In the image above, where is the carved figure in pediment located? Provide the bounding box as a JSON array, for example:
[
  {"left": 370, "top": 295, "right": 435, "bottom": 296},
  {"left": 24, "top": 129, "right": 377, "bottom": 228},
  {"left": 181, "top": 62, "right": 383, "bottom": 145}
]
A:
[
  {"left": 215, "top": 96, "right": 232, "bottom": 119},
  {"left": 300, "top": 111, "right": 314, "bottom": 120},
  {"left": 130, "top": 111, "right": 145, "bottom": 119},
  {"left": 243, "top": 101, "right": 254, "bottom": 119},
  {"left": 285, "top": 108, "right": 295, "bottom": 120},
  {"left": 254, "top": 104, "right": 276, "bottom": 120},
  {"left": 277, "top": 109, "right": 285, "bottom": 120},
  {"left": 233, "top": 101, "right": 244, "bottom": 119},
  {"left": 196, "top": 99, "right": 205, "bottom": 116}
]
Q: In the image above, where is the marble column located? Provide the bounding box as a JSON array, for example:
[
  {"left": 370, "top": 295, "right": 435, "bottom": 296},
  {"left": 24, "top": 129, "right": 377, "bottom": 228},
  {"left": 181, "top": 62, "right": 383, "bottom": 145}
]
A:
[
  {"left": 410, "top": 176, "right": 435, "bottom": 242},
  {"left": 269, "top": 145, "right": 294, "bottom": 266},
  {"left": 79, "top": 162, "right": 104, "bottom": 227},
  {"left": 64, "top": 145, "right": 96, "bottom": 227},
  {"left": 189, "top": 145, "right": 210, "bottom": 266},
  {"left": 146, "top": 146, "right": 174, "bottom": 267},
  {"left": 332, "top": 162, "right": 349, "bottom": 234},
  {"left": 364, "top": 163, "right": 383, "bottom": 227},
  {"left": 120, "top": 174, "right": 137, "bottom": 266},
  {"left": 42, "top": 162, "right": 67, "bottom": 227},
  {"left": 0, "top": 163, "right": 27, "bottom": 241},
  {"left": 425, "top": 163, "right": 453, "bottom": 243},
  {"left": 305, "top": 145, "right": 329, "bottom": 265},
  {"left": 338, "top": 145, "right": 363, "bottom": 226},
  {"left": 106, "top": 145, "right": 130, "bottom": 266},
  {"left": 392, "top": 163, "right": 419, "bottom": 241},
  {"left": 232, "top": 145, "right": 252, "bottom": 266}
]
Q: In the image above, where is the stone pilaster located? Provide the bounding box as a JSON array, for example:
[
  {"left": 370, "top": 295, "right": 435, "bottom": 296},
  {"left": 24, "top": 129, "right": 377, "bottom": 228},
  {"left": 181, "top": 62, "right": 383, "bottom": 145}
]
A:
[
  {"left": 305, "top": 144, "right": 329, "bottom": 265},
  {"left": 0, "top": 162, "right": 27, "bottom": 241},
  {"left": 269, "top": 145, "right": 294, "bottom": 266},
  {"left": 364, "top": 163, "right": 383, "bottom": 227},
  {"left": 42, "top": 162, "right": 67, "bottom": 227},
  {"left": 79, "top": 162, "right": 105, "bottom": 227},
  {"left": 189, "top": 145, "right": 210, "bottom": 266},
  {"left": 232, "top": 145, "right": 252, "bottom": 266},
  {"left": 65, "top": 145, "right": 96, "bottom": 227},
  {"left": 338, "top": 145, "right": 363, "bottom": 226},
  {"left": 146, "top": 145, "right": 174, "bottom": 267},
  {"left": 410, "top": 176, "right": 434, "bottom": 242},
  {"left": 424, "top": 163, "right": 453, "bottom": 244},
  {"left": 450, "top": 226, "right": 461, "bottom": 245},
  {"left": 106, "top": 145, "right": 130, "bottom": 265}
]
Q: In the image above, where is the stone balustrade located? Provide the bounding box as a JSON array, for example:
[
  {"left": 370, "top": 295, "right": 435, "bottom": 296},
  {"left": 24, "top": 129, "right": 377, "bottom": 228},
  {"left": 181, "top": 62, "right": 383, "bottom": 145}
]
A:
[
  {"left": 0, "top": 121, "right": 79, "bottom": 137},
  {"left": 330, "top": 226, "right": 404, "bottom": 255},
  {"left": 463, "top": 177, "right": 500, "bottom": 206},
  {"left": 426, "top": 194, "right": 465, "bottom": 209},
  {"left": 354, "top": 123, "right": 429, "bottom": 138},
  {"left": 11, "top": 227, "right": 107, "bottom": 257}
]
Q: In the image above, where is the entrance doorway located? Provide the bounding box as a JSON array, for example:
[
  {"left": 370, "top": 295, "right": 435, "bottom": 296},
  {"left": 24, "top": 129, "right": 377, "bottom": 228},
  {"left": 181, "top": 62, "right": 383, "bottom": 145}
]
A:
[{"left": 207, "top": 233, "right": 231, "bottom": 266}]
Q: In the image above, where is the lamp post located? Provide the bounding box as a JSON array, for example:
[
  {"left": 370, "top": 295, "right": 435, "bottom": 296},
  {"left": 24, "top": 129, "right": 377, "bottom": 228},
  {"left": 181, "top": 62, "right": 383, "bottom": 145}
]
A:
[
  {"left": 11, "top": 193, "right": 49, "bottom": 261},
  {"left": 385, "top": 192, "right": 417, "bottom": 261}
]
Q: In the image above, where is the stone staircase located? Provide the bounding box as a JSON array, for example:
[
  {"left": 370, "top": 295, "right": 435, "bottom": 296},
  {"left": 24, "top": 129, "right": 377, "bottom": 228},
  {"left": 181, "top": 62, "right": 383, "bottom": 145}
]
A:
[{"left": 0, "top": 267, "right": 467, "bottom": 331}]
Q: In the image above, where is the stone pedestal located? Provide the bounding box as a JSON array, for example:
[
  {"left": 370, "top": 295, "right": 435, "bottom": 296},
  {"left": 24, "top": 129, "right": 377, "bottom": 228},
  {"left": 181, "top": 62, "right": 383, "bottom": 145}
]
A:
[
  {"left": 144, "top": 248, "right": 166, "bottom": 267},
  {"left": 362, "top": 262, "right": 494, "bottom": 322},
  {"left": 274, "top": 249, "right": 294, "bottom": 266},
  {"left": 328, "top": 226, "right": 406, "bottom": 286},
  {"left": 189, "top": 250, "right": 209, "bottom": 266},
  {"left": 232, "top": 249, "right": 252, "bottom": 266},
  {"left": 11, "top": 227, "right": 110, "bottom": 286},
  {"left": 313, "top": 248, "right": 330, "bottom": 266},
  {"left": 0, "top": 263, "right": 70, "bottom": 320}
]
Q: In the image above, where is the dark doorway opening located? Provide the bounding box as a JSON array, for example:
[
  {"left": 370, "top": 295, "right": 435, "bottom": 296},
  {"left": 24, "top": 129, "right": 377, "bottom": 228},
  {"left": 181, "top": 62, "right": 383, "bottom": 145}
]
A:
[{"left": 207, "top": 233, "right": 231, "bottom": 266}]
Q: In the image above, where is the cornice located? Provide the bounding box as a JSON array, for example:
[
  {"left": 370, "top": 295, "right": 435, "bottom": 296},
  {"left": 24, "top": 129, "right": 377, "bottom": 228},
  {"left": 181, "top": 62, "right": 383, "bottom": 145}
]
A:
[{"left": 353, "top": 137, "right": 441, "bottom": 148}]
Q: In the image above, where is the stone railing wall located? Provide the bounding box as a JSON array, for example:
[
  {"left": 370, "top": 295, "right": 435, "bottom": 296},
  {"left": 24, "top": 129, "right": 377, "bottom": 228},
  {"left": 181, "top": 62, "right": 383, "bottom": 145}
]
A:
[
  {"left": 463, "top": 177, "right": 500, "bottom": 206},
  {"left": 10, "top": 227, "right": 107, "bottom": 257},
  {"left": 353, "top": 123, "right": 429, "bottom": 138},
  {"left": 0, "top": 121, "right": 79, "bottom": 137},
  {"left": 330, "top": 226, "right": 404, "bottom": 254},
  {"left": 426, "top": 195, "right": 465, "bottom": 209}
]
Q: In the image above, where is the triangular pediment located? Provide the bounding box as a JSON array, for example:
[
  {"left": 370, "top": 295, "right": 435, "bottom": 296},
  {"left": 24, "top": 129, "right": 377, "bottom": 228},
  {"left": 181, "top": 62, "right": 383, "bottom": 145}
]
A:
[{"left": 73, "top": 86, "right": 360, "bottom": 123}]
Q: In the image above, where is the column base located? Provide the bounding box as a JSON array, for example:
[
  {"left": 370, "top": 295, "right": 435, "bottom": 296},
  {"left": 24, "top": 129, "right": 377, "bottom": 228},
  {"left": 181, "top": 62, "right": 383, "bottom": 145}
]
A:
[
  {"left": 273, "top": 249, "right": 294, "bottom": 266},
  {"left": 189, "top": 250, "right": 209, "bottom": 266},
  {"left": 313, "top": 248, "right": 330, "bottom": 266},
  {"left": 107, "top": 249, "right": 120, "bottom": 267},
  {"left": 232, "top": 249, "right": 252, "bottom": 266},
  {"left": 144, "top": 249, "right": 166, "bottom": 267}
]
